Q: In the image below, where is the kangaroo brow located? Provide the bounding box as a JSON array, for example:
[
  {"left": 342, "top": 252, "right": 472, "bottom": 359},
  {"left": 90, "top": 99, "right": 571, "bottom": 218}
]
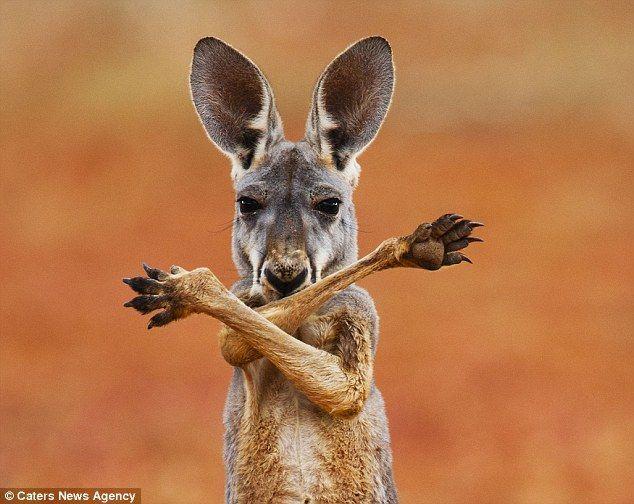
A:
[
  {"left": 235, "top": 183, "right": 267, "bottom": 200},
  {"left": 309, "top": 184, "right": 346, "bottom": 201}
]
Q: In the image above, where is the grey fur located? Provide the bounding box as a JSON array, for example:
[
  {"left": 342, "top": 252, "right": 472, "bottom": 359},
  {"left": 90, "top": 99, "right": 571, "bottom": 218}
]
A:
[{"left": 191, "top": 36, "right": 398, "bottom": 502}]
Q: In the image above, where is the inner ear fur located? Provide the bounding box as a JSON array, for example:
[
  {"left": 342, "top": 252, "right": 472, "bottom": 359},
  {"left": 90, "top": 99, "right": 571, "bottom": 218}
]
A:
[
  {"left": 190, "top": 37, "right": 283, "bottom": 177},
  {"left": 305, "top": 36, "right": 394, "bottom": 181}
]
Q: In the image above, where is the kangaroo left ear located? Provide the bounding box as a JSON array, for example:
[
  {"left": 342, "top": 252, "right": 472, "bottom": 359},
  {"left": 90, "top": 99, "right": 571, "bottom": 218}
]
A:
[
  {"left": 305, "top": 37, "right": 394, "bottom": 185},
  {"left": 190, "top": 37, "right": 284, "bottom": 180}
]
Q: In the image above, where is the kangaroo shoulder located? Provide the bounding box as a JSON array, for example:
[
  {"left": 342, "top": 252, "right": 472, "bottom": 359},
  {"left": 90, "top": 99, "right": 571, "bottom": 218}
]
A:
[
  {"left": 318, "top": 285, "right": 378, "bottom": 324},
  {"left": 301, "top": 285, "right": 380, "bottom": 353}
]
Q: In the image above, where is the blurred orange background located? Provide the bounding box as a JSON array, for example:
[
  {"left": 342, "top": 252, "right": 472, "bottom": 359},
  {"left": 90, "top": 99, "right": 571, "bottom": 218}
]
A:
[{"left": 1, "top": 2, "right": 633, "bottom": 503}]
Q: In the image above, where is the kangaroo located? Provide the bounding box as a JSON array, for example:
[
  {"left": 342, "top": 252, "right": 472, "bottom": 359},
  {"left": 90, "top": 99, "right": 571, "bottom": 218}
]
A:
[{"left": 123, "top": 36, "right": 482, "bottom": 503}]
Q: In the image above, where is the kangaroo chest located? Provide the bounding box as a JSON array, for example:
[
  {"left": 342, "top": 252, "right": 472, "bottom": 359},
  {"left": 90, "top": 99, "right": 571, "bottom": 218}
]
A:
[
  {"left": 225, "top": 316, "right": 388, "bottom": 503},
  {"left": 236, "top": 317, "right": 338, "bottom": 501},
  {"left": 231, "top": 375, "right": 332, "bottom": 503}
]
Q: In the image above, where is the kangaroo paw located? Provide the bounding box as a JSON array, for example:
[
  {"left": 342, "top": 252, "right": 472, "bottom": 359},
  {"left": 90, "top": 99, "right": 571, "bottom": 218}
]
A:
[
  {"left": 123, "top": 263, "right": 226, "bottom": 329},
  {"left": 399, "top": 213, "right": 484, "bottom": 270}
]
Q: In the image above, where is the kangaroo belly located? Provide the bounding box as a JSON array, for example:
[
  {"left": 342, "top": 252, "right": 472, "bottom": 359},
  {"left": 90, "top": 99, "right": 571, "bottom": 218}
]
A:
[{"left": 223, "top": 366, "right": 396, "bottom": 504}]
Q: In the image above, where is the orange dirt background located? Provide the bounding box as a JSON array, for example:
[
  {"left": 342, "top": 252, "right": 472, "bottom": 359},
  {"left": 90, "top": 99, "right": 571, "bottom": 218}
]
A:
[{"left": 1, "top": 2, "right": 632, "bottom": 503}]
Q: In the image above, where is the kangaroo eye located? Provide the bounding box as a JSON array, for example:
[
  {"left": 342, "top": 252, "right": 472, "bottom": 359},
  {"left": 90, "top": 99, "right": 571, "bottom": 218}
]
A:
[
  {"left": 315, "top": 198, "right": 341, "bottom": 215},
  {"left": 237, "top": 197, "right": 261, "bottom": 214}
]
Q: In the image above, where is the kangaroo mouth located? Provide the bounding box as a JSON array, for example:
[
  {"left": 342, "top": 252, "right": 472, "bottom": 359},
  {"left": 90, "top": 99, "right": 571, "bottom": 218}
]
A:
[{"left": 264, "top": 268, "right": 309, "bottom": 297}]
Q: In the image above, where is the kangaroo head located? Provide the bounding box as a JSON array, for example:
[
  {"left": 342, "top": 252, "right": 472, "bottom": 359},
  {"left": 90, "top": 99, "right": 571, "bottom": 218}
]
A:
[{"left": 190, "top": 36, "right": 394, "bottom": 300}]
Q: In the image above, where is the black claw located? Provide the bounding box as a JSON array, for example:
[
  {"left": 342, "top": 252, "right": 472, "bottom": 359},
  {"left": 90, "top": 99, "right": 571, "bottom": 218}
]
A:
[
  {"left": 445, "top": 238, "right": 470, "bottom": 252},
  {"left": 123, "top": 294, "right": 166, "bottom": 314},
  {"left": 148, "top": 310, "right": 174, "bottom": 329},
  {"left": 469, "top": 221, "right": 484, "bottom": 228},
  {"left": 449, "top": 214, "right": 463, "bottom": 221},
  {"left": 460, "top": 254, "right": 473, "bottom": 264},
  {"left": 123, "top": 276, "right": 164, "bottom": 294},
  {"left": 449, "top": 219, "right": 470, "bottom": 231},
  {"left": 143, "top": 262, "right": 168, "bottom": 281},
  {"left": 142, "top": 263, "right": 158, "bottom": 279},
  {"left": 468, "top": 237, "right": 484, "bottom": 243}
]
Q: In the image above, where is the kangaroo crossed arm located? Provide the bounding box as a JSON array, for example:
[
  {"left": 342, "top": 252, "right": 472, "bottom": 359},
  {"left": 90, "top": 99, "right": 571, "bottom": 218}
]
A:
[
  {"left": 215, "top": 237, "right": 399, "bottom": 367},
  {"left": 123, "top": 214, "right": 482, "bottom": 415}
]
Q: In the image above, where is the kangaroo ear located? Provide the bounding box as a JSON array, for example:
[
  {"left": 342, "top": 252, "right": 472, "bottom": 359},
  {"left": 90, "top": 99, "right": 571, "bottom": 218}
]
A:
[
  {"left": 305, "top": 36, "right": 394, "bottom": 184},
  {"left": 190, "top": 37, "right": 284, "bottom": 179}
]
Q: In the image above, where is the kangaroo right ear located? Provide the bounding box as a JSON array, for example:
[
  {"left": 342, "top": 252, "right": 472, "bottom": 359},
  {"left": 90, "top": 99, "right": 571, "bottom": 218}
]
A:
[
  {"left": 305, "top": 37, "right": 394, "bottom": 185},
  {"left": 190, "top": 37, "right": 284, "bottom": 179}
]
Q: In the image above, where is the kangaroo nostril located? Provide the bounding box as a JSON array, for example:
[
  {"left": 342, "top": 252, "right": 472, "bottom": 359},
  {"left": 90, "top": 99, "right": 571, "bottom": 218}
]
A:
[{"left": 264, "top": 268, "right": 308, "bottom": 296}]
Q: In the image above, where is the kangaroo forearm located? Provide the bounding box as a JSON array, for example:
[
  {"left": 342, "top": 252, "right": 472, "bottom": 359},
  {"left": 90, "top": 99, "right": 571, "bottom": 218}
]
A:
[
  {"left": 272, "top": 238, "right": 402, "bottom": 328},
  {"left": 217, "top": 238, "right": 399, "bottom": 367},
  {"left": 223, "top": 238, "right": 401, "bottom": 343},
  {"left": 216, "top": 238, "right": 401, "bottom": 367},
  {"left": 208, "top": 298, "right": 367, "bottom": 415}
]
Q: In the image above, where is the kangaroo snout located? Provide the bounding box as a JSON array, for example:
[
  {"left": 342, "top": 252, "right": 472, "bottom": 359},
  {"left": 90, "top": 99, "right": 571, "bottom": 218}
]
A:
[
  {"left": 264, "top": 267, "right": 308, "bottom": 296},
  {"left": 262, "top": 250, "right": 310, "bottom": 297}
]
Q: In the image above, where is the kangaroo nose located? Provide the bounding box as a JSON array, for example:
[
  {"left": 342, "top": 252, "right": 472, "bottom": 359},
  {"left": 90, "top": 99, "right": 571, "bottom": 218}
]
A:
[{"left": 264, "top": 267, "right": 308, "bottom": 296}]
